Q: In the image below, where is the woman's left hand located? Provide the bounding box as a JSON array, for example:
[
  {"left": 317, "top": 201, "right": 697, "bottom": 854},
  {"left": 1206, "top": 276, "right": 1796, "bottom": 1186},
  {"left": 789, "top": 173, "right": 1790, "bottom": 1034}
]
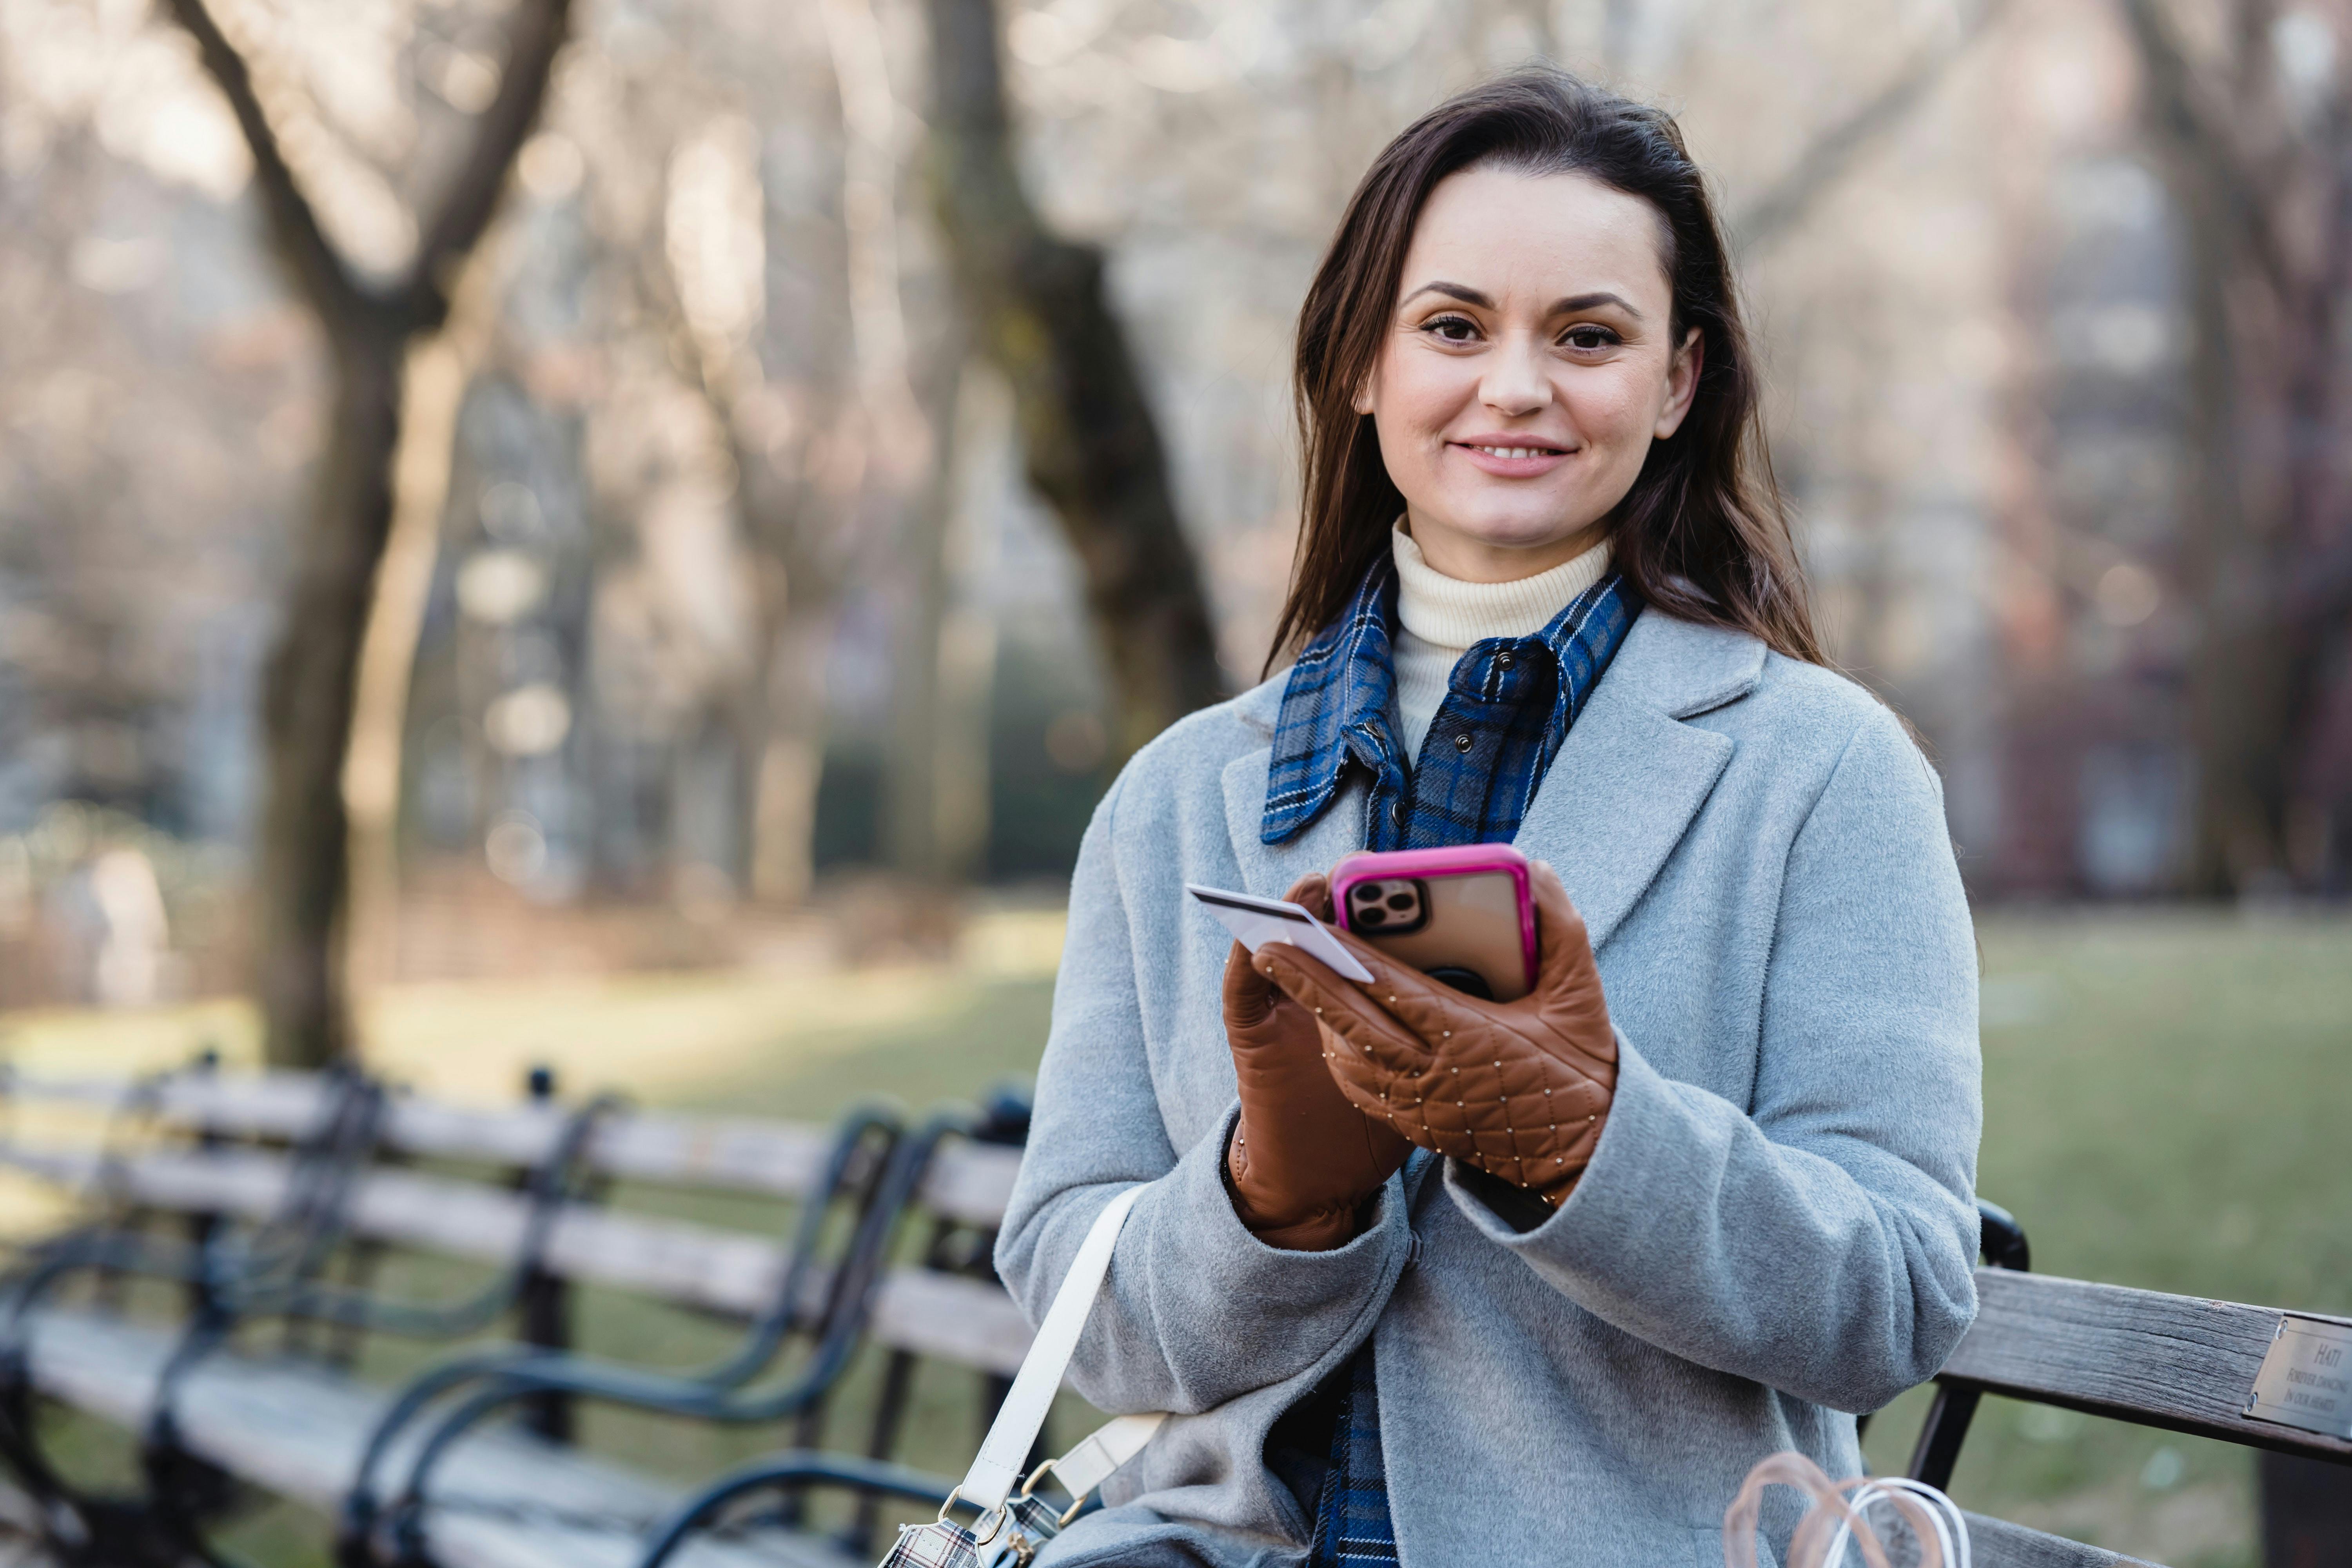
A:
[{"left": 1253, "top": 860, "right": 1616, "bottom": 1207}]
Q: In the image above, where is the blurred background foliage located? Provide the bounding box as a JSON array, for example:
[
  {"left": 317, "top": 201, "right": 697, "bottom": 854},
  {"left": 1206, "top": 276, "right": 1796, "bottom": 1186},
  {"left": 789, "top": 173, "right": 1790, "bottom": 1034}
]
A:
[{"left": 0, "top": 0, "right": 2349, "bottom": 1561}]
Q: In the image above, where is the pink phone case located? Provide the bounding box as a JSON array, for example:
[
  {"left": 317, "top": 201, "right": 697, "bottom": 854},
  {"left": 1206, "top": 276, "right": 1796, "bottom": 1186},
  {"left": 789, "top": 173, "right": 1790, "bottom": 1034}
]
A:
[{"left": 1329, "top": 843, "right": 1538, "bottom": 1002}]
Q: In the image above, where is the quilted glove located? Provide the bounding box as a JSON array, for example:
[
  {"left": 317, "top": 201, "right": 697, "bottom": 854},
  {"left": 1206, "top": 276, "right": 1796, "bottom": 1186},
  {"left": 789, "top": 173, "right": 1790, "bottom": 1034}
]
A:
[
  {"left": 1223, "top": 874, "right": 1412, "bottom": 1250},
  {"left": 1253, "top": 860, "right": 1615, "bottom": 1209}
]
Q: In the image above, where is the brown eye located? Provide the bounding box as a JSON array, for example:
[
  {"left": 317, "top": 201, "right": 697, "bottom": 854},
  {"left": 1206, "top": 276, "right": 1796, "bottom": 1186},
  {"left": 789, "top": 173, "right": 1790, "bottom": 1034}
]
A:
[
  {"left": 1426, "top": 315, "right": 1478, "bottom": 343},
  {"left": 1563, "top": 325, "right": 1618, "bottom": 351}
]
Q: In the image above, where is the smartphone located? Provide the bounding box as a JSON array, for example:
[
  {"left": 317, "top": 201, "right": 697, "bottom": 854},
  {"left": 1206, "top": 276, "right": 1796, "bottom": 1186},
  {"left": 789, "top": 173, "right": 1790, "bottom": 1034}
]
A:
[
  {"left": 1184, "top": 884, "right": 1376, "bottom": 982},
  {"left": 1329, "top": 844, "right": 1537, "bottom": 1002}
]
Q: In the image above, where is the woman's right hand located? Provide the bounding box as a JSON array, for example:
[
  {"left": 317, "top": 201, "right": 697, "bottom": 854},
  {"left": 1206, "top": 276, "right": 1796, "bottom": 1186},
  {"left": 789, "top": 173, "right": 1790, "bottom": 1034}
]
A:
[{"left": 1223, "top": 874, "right": 1412, "bottom": 1250}]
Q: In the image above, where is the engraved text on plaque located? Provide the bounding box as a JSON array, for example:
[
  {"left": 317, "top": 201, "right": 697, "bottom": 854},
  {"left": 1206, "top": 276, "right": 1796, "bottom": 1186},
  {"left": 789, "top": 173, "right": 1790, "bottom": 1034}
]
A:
[{"left": 2245, "top": 1315, "right": 2352, "bottom": 1441}]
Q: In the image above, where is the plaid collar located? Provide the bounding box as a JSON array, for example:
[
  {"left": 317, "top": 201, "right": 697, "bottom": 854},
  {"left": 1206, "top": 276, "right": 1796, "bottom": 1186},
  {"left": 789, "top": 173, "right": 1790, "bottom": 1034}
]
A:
[{"left": 1261, "top": 553, "right": 1637, "bottom": 848}]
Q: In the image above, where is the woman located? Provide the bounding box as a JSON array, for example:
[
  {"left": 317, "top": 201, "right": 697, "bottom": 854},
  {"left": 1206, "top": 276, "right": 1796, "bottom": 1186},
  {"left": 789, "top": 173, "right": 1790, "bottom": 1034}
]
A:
[{"left": 997, "top": 67, "right": 1980, "bottom": 1568}]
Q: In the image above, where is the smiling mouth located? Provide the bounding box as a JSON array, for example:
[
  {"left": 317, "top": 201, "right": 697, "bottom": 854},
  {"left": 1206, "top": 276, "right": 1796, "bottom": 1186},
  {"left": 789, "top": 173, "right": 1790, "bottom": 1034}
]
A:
[{"left": 1456, "top": 443, "right": 1567, "bottom": 459}]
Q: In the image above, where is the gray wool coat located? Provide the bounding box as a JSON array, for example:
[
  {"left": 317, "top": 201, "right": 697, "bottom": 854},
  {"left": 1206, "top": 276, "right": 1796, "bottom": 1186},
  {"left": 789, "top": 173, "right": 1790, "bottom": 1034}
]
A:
[{"left": 994, "top": 609, "right": 1982, "bottom": 1568}]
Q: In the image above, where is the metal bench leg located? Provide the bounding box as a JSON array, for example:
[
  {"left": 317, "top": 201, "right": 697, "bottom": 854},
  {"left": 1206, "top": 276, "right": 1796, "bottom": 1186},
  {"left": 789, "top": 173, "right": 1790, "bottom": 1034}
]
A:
[
  {"left": 514, "top": 1066, "right": 576, "bottom": 1443},
  {"left": 138, "top": 1406, "right": 250, "bottom": 1568},
  {"left": 1905, "top": 1383, "right": 1981, "bottom": 1492},
  {"left": 846, "top": 1349, "right": 922, "bottom": 1553},
  {"left": 1902, "top": 1199, "right": 2031, "bottom": 1492},
  {"left": 515, "top": 1263, "right": 572, "bottom": 1443}
]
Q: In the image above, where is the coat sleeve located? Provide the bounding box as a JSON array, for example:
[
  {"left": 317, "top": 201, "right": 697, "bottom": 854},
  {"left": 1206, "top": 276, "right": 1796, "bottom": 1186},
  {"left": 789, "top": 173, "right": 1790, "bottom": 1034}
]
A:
[
  {"left": 1445, "top": 703, "right": 1983, "bottom": 1413},
  {"left": 993, "top": 774, "right": 1411, "bottom": 1417}
]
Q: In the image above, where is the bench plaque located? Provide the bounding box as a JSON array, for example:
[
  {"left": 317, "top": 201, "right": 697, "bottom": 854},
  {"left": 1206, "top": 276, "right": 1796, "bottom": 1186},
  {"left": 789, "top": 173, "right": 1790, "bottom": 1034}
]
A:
[{"left": 2244, "top": 1315, "right": 2352, "bottom": 1440}]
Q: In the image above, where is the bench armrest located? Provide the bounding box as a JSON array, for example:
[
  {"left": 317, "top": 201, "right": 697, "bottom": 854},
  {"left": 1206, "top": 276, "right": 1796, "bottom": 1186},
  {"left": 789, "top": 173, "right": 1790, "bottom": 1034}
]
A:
[{"left": 637, "top": 1452, "right": 959, "bottom": 1568}]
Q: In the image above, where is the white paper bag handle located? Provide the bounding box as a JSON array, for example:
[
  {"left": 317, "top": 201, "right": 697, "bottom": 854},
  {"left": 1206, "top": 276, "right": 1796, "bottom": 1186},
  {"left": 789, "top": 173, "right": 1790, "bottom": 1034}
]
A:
[{"left": 957, "top": 1184, "right": 1151, "bottom": 1513}]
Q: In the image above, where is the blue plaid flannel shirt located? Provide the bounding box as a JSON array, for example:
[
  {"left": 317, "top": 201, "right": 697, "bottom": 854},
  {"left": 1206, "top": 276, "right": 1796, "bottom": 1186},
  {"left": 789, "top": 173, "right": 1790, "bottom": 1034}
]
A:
[
  {"left": 1263, "top": 556, "right": 1637, "bottom": 855},
  {"left": 1266, "top": 552, "right": 1637, "bottom": 1567}
]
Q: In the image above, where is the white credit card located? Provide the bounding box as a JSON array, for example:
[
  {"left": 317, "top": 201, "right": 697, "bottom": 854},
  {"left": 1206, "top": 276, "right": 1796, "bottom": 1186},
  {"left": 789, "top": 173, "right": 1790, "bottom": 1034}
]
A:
[{"left": 1184, "top": 883, "right": 1376, "bottom": 983}]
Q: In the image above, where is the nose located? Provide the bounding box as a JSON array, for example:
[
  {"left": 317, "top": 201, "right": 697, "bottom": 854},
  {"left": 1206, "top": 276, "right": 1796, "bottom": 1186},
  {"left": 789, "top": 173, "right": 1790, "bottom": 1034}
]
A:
[{"left": 1479, "top": 330, "right": 1553, "bottom": 418}]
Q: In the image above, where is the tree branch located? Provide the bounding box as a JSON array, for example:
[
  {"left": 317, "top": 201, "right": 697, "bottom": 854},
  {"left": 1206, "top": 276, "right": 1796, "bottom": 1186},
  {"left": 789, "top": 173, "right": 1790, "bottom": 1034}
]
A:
[
  {"left": 924, "top": 0, "right": 1224, "bottom": 753},
  {"left": 1733, "top": 0, "right": 2009, "bottom": 254},
  {"left": 163, "top": 0, "right": 363, "bottom": 323},
  {"left": 2113, "top": 0, "right": 2294, "bottom": 294},
  {"left": 405, "top": 0, "right": 574, "bottom": 329}
]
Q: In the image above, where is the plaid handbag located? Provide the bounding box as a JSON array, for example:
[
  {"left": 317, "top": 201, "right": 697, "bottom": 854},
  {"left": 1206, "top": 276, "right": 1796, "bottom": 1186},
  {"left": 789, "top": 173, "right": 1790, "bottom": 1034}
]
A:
[{"left": 879, "top": 1186, "right": 1166, "bottom": 1568}]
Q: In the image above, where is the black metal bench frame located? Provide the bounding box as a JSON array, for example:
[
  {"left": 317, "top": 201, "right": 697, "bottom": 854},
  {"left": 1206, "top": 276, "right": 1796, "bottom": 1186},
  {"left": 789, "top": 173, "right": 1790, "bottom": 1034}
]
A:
[
  {"left": 1896, "top": 1201, "right": 2349, "bottom": 1567},
  {"left": 0, "top": 1062, "right": 918, "bottom": 1568}
]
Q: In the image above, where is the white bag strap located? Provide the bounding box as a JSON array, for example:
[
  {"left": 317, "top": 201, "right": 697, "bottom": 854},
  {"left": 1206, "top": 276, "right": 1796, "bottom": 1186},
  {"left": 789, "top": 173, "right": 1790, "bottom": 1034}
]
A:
[
  {"left": 1033, "top": 1412, "right": 1166, "bottom": 1506},
  {"left": 957, "top": 1183, "right": 1149, "bottom": 1513}
]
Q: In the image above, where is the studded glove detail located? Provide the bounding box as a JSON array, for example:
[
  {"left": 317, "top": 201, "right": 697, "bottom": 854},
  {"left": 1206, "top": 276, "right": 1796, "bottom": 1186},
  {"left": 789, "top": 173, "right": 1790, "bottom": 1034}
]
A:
[
  {"left": 1223, "top": 875, "right": 1413, "bottom": 1250},
  {"left": 1254, "top": 860, "right": 1615, "bottom": 1209}
]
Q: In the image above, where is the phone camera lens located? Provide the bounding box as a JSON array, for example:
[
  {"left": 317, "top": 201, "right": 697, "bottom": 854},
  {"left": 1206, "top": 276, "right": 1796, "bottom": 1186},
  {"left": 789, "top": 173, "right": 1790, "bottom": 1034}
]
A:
[
  {"left": 1384, "top": 892, "right": 1414, "bottom": 912},
  {"left": 1357, "top": 908, "right": 1387, "bottom": 927}
]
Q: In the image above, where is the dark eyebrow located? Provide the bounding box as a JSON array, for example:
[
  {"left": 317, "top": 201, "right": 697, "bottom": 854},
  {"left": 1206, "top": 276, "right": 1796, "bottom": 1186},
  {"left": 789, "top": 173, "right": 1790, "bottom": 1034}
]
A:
[
  {"left": 1400, "top": 280, "right": 1493, "bottom": 308},
  {"left": 1550, "top": 291, "right": 1643, "bottom": 320},
  {"left": 1400, "top": 281, "right": 1646, "bottom": 322}
]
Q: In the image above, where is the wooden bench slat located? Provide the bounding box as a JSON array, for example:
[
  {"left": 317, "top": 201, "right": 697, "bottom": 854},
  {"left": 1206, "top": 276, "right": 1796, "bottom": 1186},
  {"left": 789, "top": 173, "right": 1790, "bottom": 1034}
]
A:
[
  {"left": 20, "top": 1308, "right": 862, "bottom": 1568},
  {"left": 1944, "top": 1270, "right": 2352, "bottom": 1463},
  {"left": 0, "top": 1073, "right": 1025, "bottom": 1228},
  {"left": 23, "top": 1303, "right": 2175, "bottom": 1568},
  {"left": 1962, "top": 1511, "right": 2162, "bottom": 1567},
  {"left": 917, "top": 1142, "right": 1022, "bottom": 1230},
  {"left": 0, "top": 1141, "right": 1041, "bottom": 1376},
  {"left": 866, "top": 1267, "right": 1037, "bottom": 1378}
]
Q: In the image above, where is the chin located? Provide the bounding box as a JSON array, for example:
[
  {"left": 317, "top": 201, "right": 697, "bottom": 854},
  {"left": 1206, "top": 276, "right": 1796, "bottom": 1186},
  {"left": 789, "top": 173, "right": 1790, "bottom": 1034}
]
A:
[{"left": 1430, "top": 505, "right": 1599, "bottom": 555}]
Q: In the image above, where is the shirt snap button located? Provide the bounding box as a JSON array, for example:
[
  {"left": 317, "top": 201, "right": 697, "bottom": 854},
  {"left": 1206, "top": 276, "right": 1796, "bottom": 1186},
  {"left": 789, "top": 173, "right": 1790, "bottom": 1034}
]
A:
[
  {"left": 1453, "top": 733, "right": 1472, "bottom": 754},
  {"left": 1496, "top": 650, "right": 1514, "bottom": 669}
]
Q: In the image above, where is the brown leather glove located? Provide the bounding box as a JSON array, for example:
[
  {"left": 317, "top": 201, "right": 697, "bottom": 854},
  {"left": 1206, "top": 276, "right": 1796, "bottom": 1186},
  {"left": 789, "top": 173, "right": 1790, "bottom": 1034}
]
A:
[
  {"left": 1224, "top": 874, "right": 1413, "bottom": 1250},
  {"left": 1254, "top": 860, "right": 1615, "bottom": 1209}
]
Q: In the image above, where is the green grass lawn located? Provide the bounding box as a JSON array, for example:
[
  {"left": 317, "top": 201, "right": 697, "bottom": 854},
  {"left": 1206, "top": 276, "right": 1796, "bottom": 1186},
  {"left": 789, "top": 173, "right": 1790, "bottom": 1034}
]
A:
[
  {"left": 1855, "top": 911, "right": 2352, "bottom": 1564},
  {"left": 9, "top": 909, "right": 2348, "bottom": 1566}
]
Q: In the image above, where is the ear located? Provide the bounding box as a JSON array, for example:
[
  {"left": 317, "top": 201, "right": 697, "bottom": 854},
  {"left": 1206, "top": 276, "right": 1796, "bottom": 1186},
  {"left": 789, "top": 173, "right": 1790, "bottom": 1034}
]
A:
[
  {"left": 1653, "top": 326, "right": 1704, "bottom": 440},
  {"left": 1350, "top": 355, "right": 1378, "bottom": 417}
]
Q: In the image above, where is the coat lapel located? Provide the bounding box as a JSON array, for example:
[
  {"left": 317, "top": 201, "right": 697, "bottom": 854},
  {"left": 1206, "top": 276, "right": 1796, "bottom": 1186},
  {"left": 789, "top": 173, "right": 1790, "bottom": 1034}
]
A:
[
  {"left": 1222, "top": 745, "right": 1367, "bottom": 898},
  {"left": 1218, "top": 613, "right": 1764, "bottom": 941},
  {"left": 1514, "top": 613, "right": 1761, "bottom": 951}
]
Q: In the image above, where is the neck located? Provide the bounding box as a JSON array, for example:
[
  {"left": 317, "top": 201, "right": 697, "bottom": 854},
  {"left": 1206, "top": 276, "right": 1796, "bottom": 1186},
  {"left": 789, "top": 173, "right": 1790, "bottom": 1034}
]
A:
[
  {"left": 1403, "top": 515, "right": 1608, "bottom": 583},
  {"left": 1392, "top": 524, "right": 1612, "bottom": 651}
]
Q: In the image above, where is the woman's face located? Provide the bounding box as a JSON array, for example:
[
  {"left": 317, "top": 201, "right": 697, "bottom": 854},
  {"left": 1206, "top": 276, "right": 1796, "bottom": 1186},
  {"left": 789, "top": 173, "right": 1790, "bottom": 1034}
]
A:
[{"left": 1356, "top": 165, "right": 1702, "bottom": 583}]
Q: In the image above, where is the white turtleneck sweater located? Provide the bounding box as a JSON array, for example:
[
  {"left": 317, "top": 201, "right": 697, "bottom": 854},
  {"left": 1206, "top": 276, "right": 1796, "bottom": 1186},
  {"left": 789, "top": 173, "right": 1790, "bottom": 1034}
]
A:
[{"left": 1391, "top": 524, "right": 1613, "bottom": 759}]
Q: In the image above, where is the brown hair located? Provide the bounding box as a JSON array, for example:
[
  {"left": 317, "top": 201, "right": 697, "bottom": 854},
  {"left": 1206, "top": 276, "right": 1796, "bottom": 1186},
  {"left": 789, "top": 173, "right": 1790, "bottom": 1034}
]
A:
[{"left": 1269, "top": 67, "right": 1826, "bottom": 670}]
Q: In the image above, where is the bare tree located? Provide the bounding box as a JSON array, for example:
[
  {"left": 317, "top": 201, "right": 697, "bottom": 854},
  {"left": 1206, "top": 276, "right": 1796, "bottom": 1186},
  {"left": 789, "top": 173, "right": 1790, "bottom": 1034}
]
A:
[
  {"left": 1733, "top": 0, "right": 2011, "bottom": 253},
  {"left": 164, "top": 0, "right": 571, "bottom": 1064},
  {"left": 922, "top": 0, "right": 1225, "bottom": 761},
  {"left": 2116, "top": 0, "right": 2352, "bottom": 893}
]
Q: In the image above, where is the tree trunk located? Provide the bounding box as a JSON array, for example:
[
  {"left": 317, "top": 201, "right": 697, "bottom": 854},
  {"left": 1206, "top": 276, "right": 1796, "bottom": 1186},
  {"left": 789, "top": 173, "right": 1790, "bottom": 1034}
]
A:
[
  {"left": 930, "top": 367, "right": 1007, "bottom": 882},
  {"left": 922, "top": 0, "right": 1224, "bottom": 760},
  {"left": 2119, "top": 0, "right": 2352, "bottom": 897},
  {"left": 882, "top": 350, "right": 974, "bottom": 881},
  {"left": 882, "top": 433, "right": 954, "bottom": 880},
  {"left": 2172, "top": 185, "right": 2277, "bottom": 896},
  {"left": 166, "top": 0, "right": 572, "bottom": 1062},
  {"left": 749, "top": 611, "right": 836, "bottom": 905},
  {"left": 256, "top": 322, "right": 405, "bottom": 1064},
  {"left": 344, "top": 252, "right": 503, "bottom": 995}
]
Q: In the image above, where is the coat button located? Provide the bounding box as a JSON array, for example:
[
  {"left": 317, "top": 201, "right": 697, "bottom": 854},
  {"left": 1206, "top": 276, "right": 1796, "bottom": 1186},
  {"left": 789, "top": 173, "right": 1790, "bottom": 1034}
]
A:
[
  {"left": 1454, "top": 733, "right": 1473, "bottom": 753},
  {"left": 1495, "top": 649, "right": 1514, "bottom": 669}
]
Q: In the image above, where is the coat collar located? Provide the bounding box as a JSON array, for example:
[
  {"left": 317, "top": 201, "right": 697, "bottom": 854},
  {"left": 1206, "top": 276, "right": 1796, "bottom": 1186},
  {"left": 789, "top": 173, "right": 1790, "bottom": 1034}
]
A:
[{"left": 1221, "top": 611, "right": 1764, "bottom": 949}]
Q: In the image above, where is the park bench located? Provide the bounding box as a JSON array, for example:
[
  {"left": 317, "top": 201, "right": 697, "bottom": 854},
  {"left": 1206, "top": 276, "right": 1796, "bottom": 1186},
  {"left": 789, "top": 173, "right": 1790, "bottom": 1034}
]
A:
[
  {"left": 648, "top": 1202, "right": 2323, "bottom": 1568},
  {"left": 4, "top": 1069, "right": 2345, "bottom": 1568},
  {"left": 0, "top": 1065, "right": 1036, "bottom": 1568},
  {"left": 1890, "top": 1204, "right": 2351, "bottom": 1567}
]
